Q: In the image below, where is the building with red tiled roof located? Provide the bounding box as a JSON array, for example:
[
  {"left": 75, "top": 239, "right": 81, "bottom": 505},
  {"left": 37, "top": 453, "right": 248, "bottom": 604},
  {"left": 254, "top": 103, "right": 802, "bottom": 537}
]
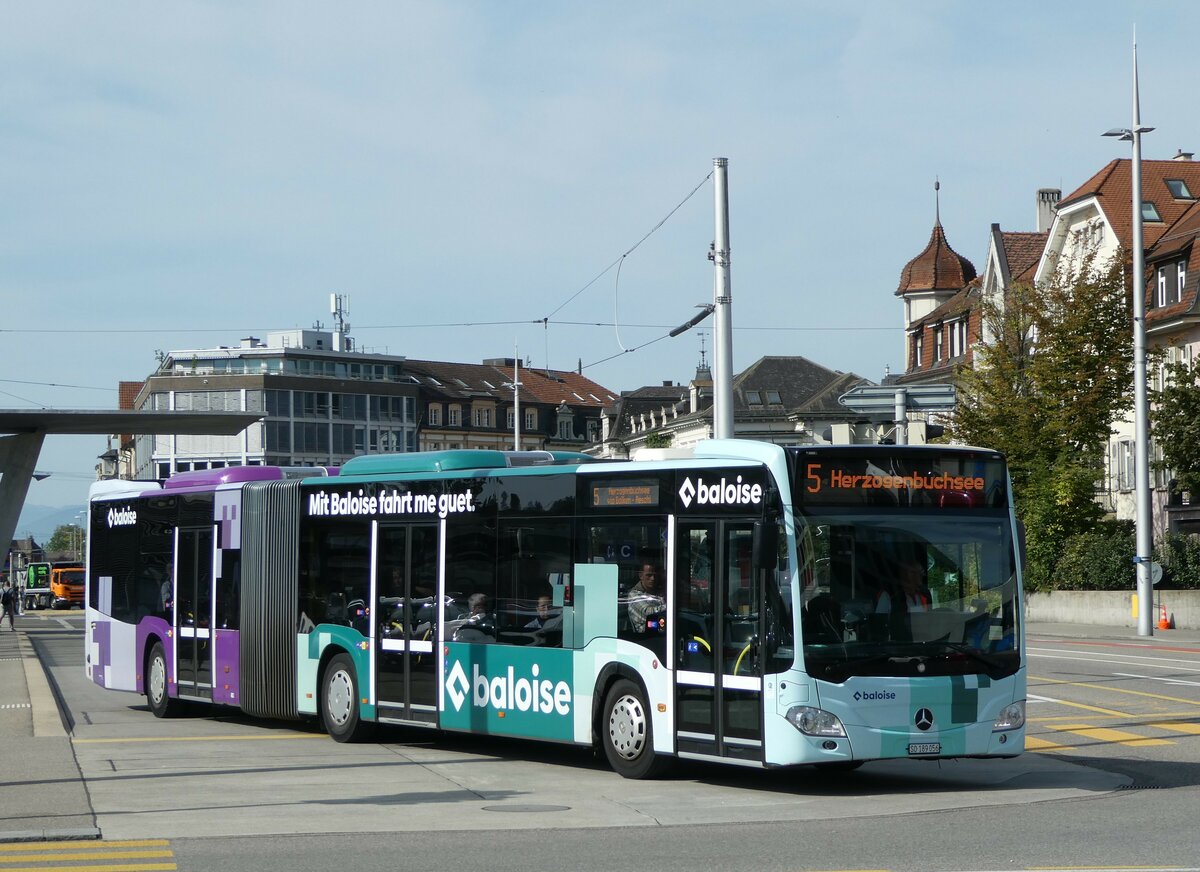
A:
[
  {"left": 896, "top": 219, "right": 977, "bottom": 372},
  {"left": 1033, "top": 152, "right": 1200, "bottom": 534},
  {"left": 403, "top": 357, "right": 616, "bottom": 452}
]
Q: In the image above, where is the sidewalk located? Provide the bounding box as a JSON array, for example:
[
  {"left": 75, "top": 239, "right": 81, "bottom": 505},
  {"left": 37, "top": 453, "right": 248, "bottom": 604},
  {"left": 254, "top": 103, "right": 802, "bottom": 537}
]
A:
[
  {"left": 1027, "top": 620, "right": 1200, "bottom": 644},
  {"left": 0, "top": 618, "right": 98, "bottom": 842}
]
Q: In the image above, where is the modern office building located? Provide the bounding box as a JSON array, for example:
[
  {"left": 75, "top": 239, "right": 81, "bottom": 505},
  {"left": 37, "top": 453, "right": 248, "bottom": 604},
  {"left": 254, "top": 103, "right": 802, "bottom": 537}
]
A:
[{"left": 132, "top": 329, "right": 422, "bottom": 478}]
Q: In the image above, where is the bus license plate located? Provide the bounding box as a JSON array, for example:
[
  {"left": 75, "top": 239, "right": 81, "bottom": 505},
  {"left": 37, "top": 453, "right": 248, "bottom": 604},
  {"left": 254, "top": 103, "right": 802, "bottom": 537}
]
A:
[{"left": 907, "top": 742, "right": 941, "bottom": 755}]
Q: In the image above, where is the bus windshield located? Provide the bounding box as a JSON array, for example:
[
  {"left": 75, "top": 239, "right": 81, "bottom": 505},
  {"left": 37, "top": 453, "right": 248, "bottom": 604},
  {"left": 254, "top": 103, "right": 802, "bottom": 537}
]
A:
[{"left": 790, "top": 449, "right": 1019, "bottom": 683}]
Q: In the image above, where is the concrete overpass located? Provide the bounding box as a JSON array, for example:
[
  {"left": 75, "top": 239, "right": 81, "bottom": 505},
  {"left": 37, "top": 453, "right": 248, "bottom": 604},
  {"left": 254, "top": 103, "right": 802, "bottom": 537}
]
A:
[{"left": 1, "top": 409, "right": 262, "bottom": 555}]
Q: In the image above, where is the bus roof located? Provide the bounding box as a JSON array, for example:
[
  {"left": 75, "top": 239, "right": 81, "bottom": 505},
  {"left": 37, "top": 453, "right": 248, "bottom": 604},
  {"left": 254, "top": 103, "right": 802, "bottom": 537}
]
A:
[{"left": 338, "top": 450, "right": 595, "bottom": 477}]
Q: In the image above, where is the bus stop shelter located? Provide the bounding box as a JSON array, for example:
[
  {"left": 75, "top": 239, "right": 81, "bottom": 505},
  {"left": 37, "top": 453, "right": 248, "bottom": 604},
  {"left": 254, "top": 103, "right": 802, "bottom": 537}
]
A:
[{"left": 0, "top": 409, "right": 262, "bottom": 558}]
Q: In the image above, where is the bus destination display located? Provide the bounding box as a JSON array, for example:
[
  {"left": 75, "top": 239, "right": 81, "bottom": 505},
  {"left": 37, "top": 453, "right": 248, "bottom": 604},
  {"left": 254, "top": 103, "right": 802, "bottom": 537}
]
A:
[
  {"left": 796, "top": 455, "right": 1005, "bottom": 508},
  {"left": 590, "top": 480, "right": 659, "bottom": 508}
]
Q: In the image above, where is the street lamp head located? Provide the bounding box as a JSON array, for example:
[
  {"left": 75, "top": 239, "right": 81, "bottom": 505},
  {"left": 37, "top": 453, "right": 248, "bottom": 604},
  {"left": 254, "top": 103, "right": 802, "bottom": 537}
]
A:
[{"left": 1103, "top": 127, "right": 1133, "bottom": 141}]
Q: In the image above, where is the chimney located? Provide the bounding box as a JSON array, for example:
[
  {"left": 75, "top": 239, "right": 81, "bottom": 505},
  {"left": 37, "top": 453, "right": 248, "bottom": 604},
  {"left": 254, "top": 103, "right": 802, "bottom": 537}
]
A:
[
  {"left": 1173, "top": 149, "right": 1194, "bottom": 161},
  {"left": 1036, "top": 188, "right": 1061, "bottom": 233}
]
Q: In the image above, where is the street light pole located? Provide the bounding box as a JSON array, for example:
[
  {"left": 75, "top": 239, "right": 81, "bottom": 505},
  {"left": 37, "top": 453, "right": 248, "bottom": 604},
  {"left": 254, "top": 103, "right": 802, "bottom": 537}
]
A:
[{"left": 1104, "top": 40, "right": 1155, "bottom": 636}]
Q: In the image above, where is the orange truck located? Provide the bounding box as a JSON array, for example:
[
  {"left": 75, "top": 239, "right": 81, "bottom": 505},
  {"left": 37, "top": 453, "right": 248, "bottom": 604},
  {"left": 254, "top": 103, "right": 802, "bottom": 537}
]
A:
[{"left": 23, "top": 561, "right": 83, "bottom": 610}]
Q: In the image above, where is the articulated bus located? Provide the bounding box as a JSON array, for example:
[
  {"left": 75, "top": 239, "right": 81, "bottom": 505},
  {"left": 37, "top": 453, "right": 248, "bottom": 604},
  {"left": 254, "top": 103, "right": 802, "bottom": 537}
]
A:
[{"left": 84, "top": 439, "right": 1025, "bottom": 778}]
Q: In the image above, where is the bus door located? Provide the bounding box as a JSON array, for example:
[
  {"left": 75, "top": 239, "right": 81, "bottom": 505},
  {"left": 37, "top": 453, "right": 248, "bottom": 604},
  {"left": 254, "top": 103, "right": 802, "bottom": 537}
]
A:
[
  {"left": 375, "top": 523, "right": 440, "bottom": 724},
  {"left": 175, "top": 526, "right": 214, "bottom": 698},
  {"left": 673, "top": 520, "right": 764, "bottom": 763}
]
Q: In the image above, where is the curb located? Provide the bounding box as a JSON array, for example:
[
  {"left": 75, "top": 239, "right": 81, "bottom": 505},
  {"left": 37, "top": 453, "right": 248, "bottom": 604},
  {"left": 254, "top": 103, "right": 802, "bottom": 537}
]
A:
[
  {"left": 17, "top": 630, "right": 71, "bottom": 738},
  {"left": 0, "top": 828, "right": 101, "bottom": 844}
]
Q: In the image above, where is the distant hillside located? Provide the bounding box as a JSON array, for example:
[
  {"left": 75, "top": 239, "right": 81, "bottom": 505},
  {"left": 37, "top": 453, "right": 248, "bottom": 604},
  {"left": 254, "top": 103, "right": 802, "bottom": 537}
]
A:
[{"left": 14, "top": 504, "right": 85, "bottom": 546}]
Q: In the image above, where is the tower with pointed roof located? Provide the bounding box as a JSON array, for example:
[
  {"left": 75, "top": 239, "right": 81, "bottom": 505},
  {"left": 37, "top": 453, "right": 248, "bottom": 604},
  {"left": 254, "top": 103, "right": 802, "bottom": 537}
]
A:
[{"left": 896, "top": 182, "right": 977, "bottom": 370}]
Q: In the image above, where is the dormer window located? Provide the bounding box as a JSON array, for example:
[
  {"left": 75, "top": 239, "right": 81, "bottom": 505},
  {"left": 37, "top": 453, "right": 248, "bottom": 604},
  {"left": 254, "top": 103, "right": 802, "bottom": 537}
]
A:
[
  {"left": 1142, "top": 201, "right": 1163, "bottom": 222},
  {"left": 745, "top": 390, "right": 762, "bottom": 406},
  {"left": 765, "top": 390, "right": 782, "bottom": 405},
  {"left": 1166, "top": 179, "right": 1194, "bottom": 199}
]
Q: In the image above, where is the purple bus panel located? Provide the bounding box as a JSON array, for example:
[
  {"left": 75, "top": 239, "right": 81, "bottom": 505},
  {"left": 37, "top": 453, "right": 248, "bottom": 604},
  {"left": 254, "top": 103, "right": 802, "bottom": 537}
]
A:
[
  {"left": 213, "top": 629, "right": 240, "bottom": 705},
  {"left": 90, "top": 620, "right": 112, "bottom": 688},
  {"left": 164, "top": 467, "right": 286, "bottom": 489},
  {"left": 136, "top": 617, "right": 174, "bottom": 697}
]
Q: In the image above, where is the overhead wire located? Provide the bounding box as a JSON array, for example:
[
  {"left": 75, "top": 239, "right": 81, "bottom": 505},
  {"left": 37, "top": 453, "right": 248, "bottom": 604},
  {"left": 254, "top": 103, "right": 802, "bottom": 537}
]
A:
[{"left": 540, "top": 171, "right": 714, "bottom": 322}]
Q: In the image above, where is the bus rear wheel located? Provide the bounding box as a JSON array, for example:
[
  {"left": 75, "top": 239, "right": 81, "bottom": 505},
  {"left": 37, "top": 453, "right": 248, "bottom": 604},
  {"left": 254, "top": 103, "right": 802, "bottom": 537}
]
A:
[
  {"left": 146, "top": 641, "right": 178, "bottom": 718},
  {"left": 321, "top": 653, "right": 375, "bottom": 743},
  {"left": 601, "top": 679, "right": 670, "bottom": 779}
]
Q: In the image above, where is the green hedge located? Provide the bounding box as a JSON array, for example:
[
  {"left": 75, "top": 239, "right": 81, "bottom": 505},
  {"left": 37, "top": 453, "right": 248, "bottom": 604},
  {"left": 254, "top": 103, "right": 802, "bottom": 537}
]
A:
[
  {"left": 1052, "top": 521, "right": 1134, "bottom": 590},
  {"left": 1048, "top": 524, "right": 1200, "bottom": 590}
]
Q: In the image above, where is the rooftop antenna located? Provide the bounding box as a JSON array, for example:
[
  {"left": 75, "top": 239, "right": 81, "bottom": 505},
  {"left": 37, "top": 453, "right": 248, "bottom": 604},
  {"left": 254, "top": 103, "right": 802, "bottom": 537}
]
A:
[
  {"left": 934, "top": 178, "right": 941, "bottom": 226},
  {"left": 331, "top": 293, "right": 352, "bottom": 352}
]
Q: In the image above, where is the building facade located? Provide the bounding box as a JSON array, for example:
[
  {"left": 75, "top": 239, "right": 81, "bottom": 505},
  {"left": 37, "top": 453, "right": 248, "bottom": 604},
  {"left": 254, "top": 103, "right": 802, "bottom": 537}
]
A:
[
  {"left": 590, "top": 355, "right": 879, "bottom": 459},
  {"left": 130, "top": 331, "right": 616, "bottom": 478},
  {"left": 1036, "top": 154, "right": 1200, "bottom": 534}
]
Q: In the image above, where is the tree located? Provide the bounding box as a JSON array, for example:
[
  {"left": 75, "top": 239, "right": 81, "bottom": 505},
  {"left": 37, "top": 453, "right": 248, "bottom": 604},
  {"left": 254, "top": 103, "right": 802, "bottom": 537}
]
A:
[
  {"left": 644, "top": 432, "right": 673, "bottom": 449},
  {"left": 47, "top": 524, "right": 85, "bottom": 558},
  {"left": 1152, "top": 357, "right": 1200, "bottom": 497},
  {"left": 951, "top": 249, "right": 1132, "bottom": 589}
]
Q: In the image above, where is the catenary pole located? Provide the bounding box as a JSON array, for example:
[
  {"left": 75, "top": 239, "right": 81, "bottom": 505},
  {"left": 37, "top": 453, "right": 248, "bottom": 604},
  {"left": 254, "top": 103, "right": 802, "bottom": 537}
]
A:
[{"left": 712, "top": 158, "right": 734, "bottom": 439}]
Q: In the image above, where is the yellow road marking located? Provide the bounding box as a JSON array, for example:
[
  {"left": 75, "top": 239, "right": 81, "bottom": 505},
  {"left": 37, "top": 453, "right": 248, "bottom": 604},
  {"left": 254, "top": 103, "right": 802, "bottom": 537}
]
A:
[
  {"left": 74, "top": 733, "right": 327, "bottom": 744},
  {"left": 1033, "top": 698, "right": 1130, "bottom": 717},
  {"left": 1049, "top": 723, "right": 1173, "bottom": 747},
  {"left": 0, "top": 840, "right": 169, "bottom": 852},
  {"left": 1147, "top": 720, "right": 1200, "bottom": 735},
  {"left": 1024, "top": 735, "right": 1075, "bottom": 752},
  {"left": 1032, "top": 674, "right": 1200, "bottom": 707},
  {"left": 0, "top": 849, "right": 172, "bottom": 862},
  {"left": 0, "top": 865, "right": 175, "bottom": 872}
]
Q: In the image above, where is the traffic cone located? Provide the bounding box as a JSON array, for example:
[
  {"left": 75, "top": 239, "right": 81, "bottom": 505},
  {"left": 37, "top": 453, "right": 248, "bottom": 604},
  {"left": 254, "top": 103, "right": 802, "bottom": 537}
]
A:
[{"left": 1158, "top": 602, "right": 1171, "bottom": 630}]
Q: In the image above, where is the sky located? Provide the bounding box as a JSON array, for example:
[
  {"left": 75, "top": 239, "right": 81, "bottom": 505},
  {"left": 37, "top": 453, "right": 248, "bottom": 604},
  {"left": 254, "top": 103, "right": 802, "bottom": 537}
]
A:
[{"left": 5, "top": 0, "right": 1200, "bottom": 512}]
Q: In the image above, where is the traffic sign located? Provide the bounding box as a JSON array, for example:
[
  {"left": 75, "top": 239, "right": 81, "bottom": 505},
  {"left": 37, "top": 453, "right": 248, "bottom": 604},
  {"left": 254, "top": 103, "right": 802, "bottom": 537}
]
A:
[{"left": 838, "top": 384, "right": 957, "bottom": 413}]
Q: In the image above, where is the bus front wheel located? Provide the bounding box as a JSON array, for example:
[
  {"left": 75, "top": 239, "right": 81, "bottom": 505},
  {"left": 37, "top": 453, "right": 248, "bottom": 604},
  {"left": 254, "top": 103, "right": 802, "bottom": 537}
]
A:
[
  {"left": 321, "top": 653, "right": 375, "bottom": 743},
  {"left": 601, "top": 679, "right": 670, "bottom": 779},
  {"left": 146, "top": 642, "right": 178, "bottom": 718}
]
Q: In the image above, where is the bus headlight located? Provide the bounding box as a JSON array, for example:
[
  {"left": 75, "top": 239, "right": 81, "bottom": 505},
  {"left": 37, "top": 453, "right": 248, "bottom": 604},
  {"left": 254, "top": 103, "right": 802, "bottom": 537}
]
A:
[
  {"left": 992, "top": 700, "right": 1025, "bottom": 731},
  {"left": 786, "top": 706, "right": 847, "bottom": 738}
]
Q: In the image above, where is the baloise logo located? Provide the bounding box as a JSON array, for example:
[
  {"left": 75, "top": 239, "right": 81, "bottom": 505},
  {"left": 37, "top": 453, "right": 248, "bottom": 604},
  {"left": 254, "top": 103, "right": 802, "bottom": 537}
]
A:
[
  {"left": 678, "top": 475, "right": 763, "bottom": 509},
  {"left": 853, "top": 690, "right": 897, "bottom": 702},
  {"left": 444, "top": 660, "right": 571, "bottom": 716}
]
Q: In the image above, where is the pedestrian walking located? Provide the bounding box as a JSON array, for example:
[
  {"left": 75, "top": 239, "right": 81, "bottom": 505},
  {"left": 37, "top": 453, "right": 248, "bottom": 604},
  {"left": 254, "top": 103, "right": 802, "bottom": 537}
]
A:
[{"left": 1, "top": 581, "right": 15, "bottom": 630}]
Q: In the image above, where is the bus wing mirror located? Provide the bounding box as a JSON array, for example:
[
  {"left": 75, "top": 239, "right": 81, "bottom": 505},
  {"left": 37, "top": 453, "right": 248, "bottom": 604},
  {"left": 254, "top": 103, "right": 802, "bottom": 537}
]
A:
[{"left": 752, "top": 521, "right": 779, "bottom": 571}]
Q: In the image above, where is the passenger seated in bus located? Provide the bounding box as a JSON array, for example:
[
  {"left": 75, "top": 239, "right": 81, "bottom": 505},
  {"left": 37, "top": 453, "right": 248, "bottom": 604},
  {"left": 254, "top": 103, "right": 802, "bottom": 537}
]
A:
[
  {"left": 627, "top": 561, "right": 665, "bottom": 634},
  {"left": 452, "top": 592, "right": 496, "bottom": 642},
  {"left": 525, "top": 593, "right": 563, "bottom": 646}
]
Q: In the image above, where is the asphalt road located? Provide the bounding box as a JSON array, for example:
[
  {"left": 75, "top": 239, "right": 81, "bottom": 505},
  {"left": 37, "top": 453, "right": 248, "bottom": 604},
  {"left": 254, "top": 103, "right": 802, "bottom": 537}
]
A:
[{"left": 10, "top": 612, "right": 1200, "bottom": 872}]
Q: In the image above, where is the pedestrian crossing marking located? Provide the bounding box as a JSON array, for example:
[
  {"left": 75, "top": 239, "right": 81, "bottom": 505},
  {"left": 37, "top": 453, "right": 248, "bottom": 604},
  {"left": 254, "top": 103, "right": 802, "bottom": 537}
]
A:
[
  {"left": 0, "top": 838, "right": 175, "bottom": 871},
  {"left": 1048, "top": 723, "right": 1173, "bottom": 747},
  {"left": 1147, "top": 720, "right": 1200, "bottom": 736},
  {"left": 1024, "top": 735, "right": 1075, "bottom": 752},
  {"left": 0, "top": 840, "right": 170, "bottom": 852},
  {"left": 1030, "top": 674, "right": 1200, "bottom": 708}
]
